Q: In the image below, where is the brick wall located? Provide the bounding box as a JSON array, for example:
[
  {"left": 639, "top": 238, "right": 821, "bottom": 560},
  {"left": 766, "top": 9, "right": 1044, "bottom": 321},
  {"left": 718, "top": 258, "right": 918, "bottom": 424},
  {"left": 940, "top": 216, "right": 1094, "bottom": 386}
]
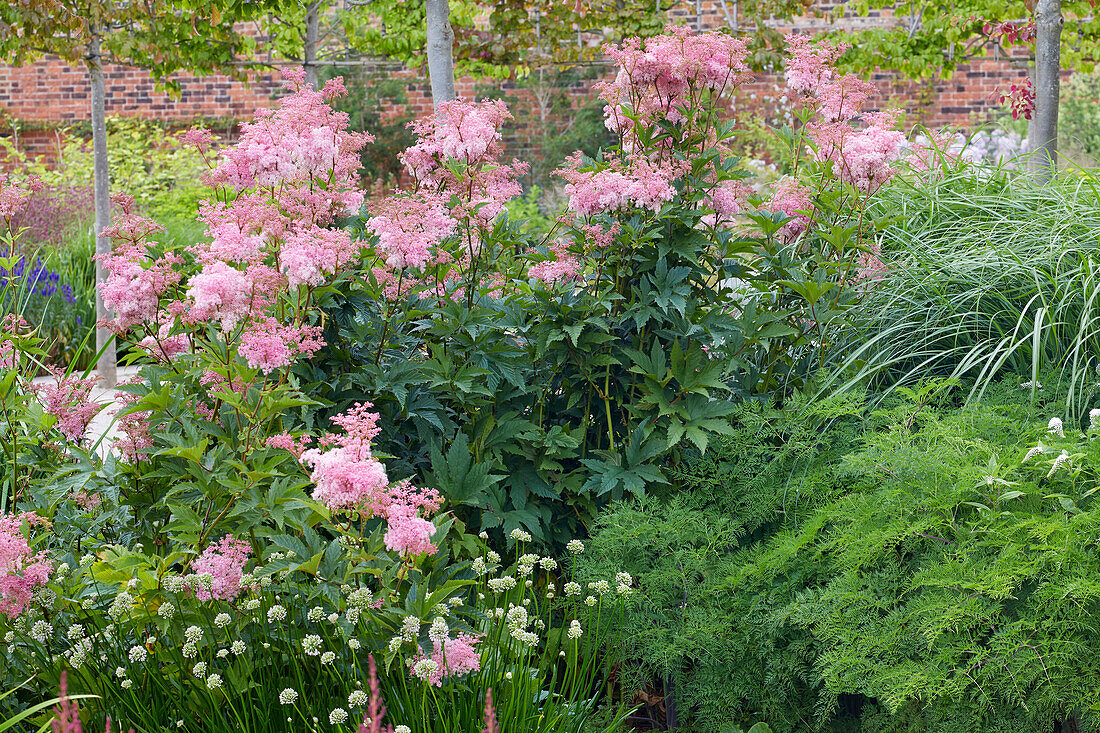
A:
[{"left": 0, "top": 1, "right": 1037, "bottom": 167}]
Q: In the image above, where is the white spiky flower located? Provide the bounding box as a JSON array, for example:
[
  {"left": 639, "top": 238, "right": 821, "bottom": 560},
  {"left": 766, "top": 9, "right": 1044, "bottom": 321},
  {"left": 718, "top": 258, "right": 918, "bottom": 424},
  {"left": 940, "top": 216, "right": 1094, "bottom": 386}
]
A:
[
  {"left": 1048, "top": 417, "right": 1065, "bottom": 437},
  {"left": 1048, "top": 450, "right": 1071, "bottom": 477}
]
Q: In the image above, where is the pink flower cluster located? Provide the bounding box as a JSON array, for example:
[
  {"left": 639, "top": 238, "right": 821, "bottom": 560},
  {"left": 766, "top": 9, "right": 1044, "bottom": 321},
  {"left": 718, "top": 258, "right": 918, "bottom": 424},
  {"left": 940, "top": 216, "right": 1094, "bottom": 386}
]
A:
[
  {"left": 366, "top": 99, "right": 528, "bottom": 300},
  {"left": 366, "top": 192, "right": 457, "bottom": 270},
  {"left": 766, "top": 177, "right": 815, "bottom": 243},
  {"left": 32, "top": 368, "right": 103, "bottom": 443},
  {"left": 113, "top": 377, "right": 153, "bottom": 462},
  {"left": 784, "top": 35, "right": 906, "bottom": 196},
  {"left": 557, "top": 154, "right": 681, "bottom": 217},
  {"left": 0, "top": 512, "right": 52, "bottom": 619},
  {"left": 0, "top": 174, "right": 42, "bottom": 226},
  {"left": 409, "top": 633, "right": 482, "bottom": 686},
  {"left": 812, "top": 112, "right": 906, "bottom": 195},
  {"left": 101, "top": 69, "right": 372, "bottom": 380},
  {"left": 191, "top": 535, "right": 251, "bottom": 601},
  {"left": 206, "top": 69, "right": 372, "bottom": 216},
  {"left": 598, "top": 26, "right": 750, "bottom": 139},
  {"left": 300, "top": 404, "right": 442, "bottom": 557},
  {"left": 97, "top": 195, "right": 182, "bottom": 334}
]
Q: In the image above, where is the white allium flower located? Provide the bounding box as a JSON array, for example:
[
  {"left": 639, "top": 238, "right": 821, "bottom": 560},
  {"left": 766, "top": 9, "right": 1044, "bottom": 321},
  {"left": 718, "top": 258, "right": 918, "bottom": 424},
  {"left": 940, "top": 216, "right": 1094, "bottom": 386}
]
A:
[
  {"left": 478, "top": 531, "right": 489, "bottom": 540},
  {"left": 244, "top": 599, "right": 261, "bottom": 611},
  {"left": 79, "top": 553, "right": 94, "bottom": 567},
  {"left": 120, "top": 679, "right": 133, "bottom": 690},
  {"left": 506, "top": 605, "right": 528, "bottom": 631},
  {"left": 108, "top": 592, "right": 132, "bottom": 620},
  {"left": 395, "top": 726, "right": 412, "bottom": 733},
  {"left": 510, "top": 528, "right": 532, "bottom": 542},
  {"left": 564, "top": 582, "right": 581, "bottom": 597},
  {"left": 345, "top": 607, "right": 361, "bottom": 624},
  {"left": 589, "top": 580, "right": 610, "bottom": 595},
  {"left": 401, "top": 615, "right": 420, "bottom": 642},
  {"left": 258, "top": 575, "right": 272, "bottom": 588},
  {"left": 321, "top": 651, "right": 336, "bottom": 664},
  {"left": 214, "top": 613, "right": 232, "bottom": 628},
  {"left": 2, "top": 632, "right": 11, "bottom": 644},
  {"left": 231, "top": 640, "right": 246, "bottom": 656},
  {"left": 1048, "top": 417, "right": 1065, "bottom": 437},
  {"left": 327, "top": 613, "right": 339, "bottom": 624},
  {"left": 239, "top": 573, "right": 255, "bottom": 587},
  {"left": 56, "top": 563, "right": 70, "bottom": 578},
  {"left": 567, "top": 539, "right": 584, "bottom": 554},
  {"left": 127, "top": 577, "right": 139, "bottom": 590},
  {"left": 568, "top": 620, "right": 583, "bottom": 639},
  {"left": 348, "top": 689, "right": 368, "bottom": 707},
  {"left": 348, "top": 638, "right": 362, "bottom": 651},
  {"left": 347, "top": 588, "right": 374, "bottom": 609},
  {"left": 412, "top": 658, "right": 439, "bottom": 680},
  {"left": 162, "top": 575, "right": 186, "bottom": 593},
  {"left": 615, "top": 572, "right": 633, "bottom": 587},
  {"left": 217, "top": 648, "right": 229, "bottom": 659},
  {"left": 471, "top": 557, "right": 488, "bottom": 575},
  {"left": 182, "top": 642, "right": 198, "bottom": 658},
  {"left": 192, "top": 662, "right": 208, "bottom": 677},
  {"left": 115, "top": 666, "right": 127, "bottom": 678},
  {"left": 487, "top": 576, "right": 517, "bottom": 593},
  {"left": 67, "top": 624, "right": 85, "bottom": 640},
  {"left": 307, "top": 606, "right": 324, "bottom": 622},
  {"left": 128, "top": 645, "right": 148, "bottom": 663},
  {"left": 279, "top": 688, "right": 298, "bottom": 705},
  {"left": 158, "top": 603, "right": 175, "bottom": 619},
  {"left": 389, "top": 636, "right": 403, "bottom": 653},
  {"left": 486, "top": 551, "right": 501, "bottom": 564},
  {"left": 206, "top": 674, "right": 222, "bottom": 690},
  {"left": 546, "top": 589, "right": 556, "bottom": 599},
  {"left": 329, "top": 708, "right": 348, "bottom": 725},
  {"left": 267, "top": 605, "right": 287, "bottom": 622},
  {"left": 617, "top": 584, "right": 633, "bottom": 596},
  {"left": 505, "top": 671, "right": 513, "bottom": 680},
  {"left": 429, "top": 617, "right": 448, "bottom": 644},
  {"left": 540, "top": 557, "right": 558, "bottom": 570},
  {"left": 185, "top": 625, "right": 203, "bottom": 643},
  {"left": 302, "top": 634, "right": 323, "bottom": 656},
  {"left": 584, "top": 595, "right": 597, "bottom": 607}
]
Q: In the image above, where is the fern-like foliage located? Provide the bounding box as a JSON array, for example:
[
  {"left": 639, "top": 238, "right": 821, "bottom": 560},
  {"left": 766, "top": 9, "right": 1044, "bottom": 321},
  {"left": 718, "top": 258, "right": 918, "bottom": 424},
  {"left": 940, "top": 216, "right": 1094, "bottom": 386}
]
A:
[{"left": 578, "top": 378, "right": 1100, "bottom": 732}]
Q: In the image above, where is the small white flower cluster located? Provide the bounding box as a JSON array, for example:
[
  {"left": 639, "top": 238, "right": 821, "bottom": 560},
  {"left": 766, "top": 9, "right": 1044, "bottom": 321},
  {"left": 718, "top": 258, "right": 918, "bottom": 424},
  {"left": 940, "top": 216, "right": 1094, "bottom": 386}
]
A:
[
  {"left": 568, "top": 620, "right": 583, "bottom": 639},
  {"left": 510, "top": 528, "right": 532, "bottom": 543},
  {"left": 302, "top": 634, "right": 323, "bottom": 656},
  {"left": 348, "top": 689, "right": 368, "bottom": 707},
  {"left": 487, "top": 576, "right": 517, "bottom": 593},
  {"left": 1048, "top": 450, "right": 1071, "bottom": 478},
  {"left": 1048, "top": 417, "right": 1065, "bottom": 438}
]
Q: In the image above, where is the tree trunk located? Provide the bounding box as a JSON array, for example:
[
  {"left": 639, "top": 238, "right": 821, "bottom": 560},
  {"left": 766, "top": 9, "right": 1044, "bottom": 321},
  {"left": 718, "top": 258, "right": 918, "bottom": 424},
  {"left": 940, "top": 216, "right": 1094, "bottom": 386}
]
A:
[
  {"left": 303, "top": 1, "right": 320, "bottom": 89},
  {"left": 425, "top": 0, "right": 456, "bottom": 105},
  {"left": 87, "top": 33, "right": 116, "bottom": 387},
  {"left": 1029, "top": 0, "right": 1062, "bottom": 182}
]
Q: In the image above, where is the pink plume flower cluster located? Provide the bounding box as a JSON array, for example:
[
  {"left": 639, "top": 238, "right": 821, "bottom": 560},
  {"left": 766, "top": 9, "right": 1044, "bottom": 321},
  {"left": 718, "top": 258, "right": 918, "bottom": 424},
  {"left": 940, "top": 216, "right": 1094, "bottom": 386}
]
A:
[
  {"left": 97, "top": 195, "right": 181, "bottom": 335},
  {"left": 206, "top": 69, "right": 372, "bottom": 214},
  {"left": 191, "top": 535, "right": 251, "bottom": 601},
  {"left": 409, "top": 633, "right": 482, "bottom": 686},
  {"left": 598, "top": 26, "right": 750, "bottom": 139},
  {"left": 812, "top": 112, "right": 906, "bottom": 195},
  {"left": 32, "top": 368, "right": 103, "bottom": 443},
  {"left": 0, "top": 173, "right": 42, "bottom": 224},
  {"left": 557, "top": 154, "right": 681, "bottom": 217},
  {"left": 101, "top": 68, "right": 371, "bottom": 381},
  {"left": 113, "top": 377, "right": 153, "bottom": 462},
  {"left": 784, "top": 35, "right": 905, "bottom": 196},
  {"left": 366, "top": 99, "right": 527, "bottom": 300},
  {"left": 0, "top": 512, "right": 52, "bottom": 619},
  {"left": 766, "top": 177, "right": 815, "bottom": 243},
  {"left": 300, "top": 404, "right": 442, "bottom": 557}
]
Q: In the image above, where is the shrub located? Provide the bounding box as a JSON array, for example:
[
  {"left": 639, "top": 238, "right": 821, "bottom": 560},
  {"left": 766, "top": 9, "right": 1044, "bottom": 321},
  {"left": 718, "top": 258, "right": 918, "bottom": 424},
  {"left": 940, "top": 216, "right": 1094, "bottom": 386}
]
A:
[
  {"left": 312, "top": 30, "right": 909, "bottom": 547},
  {"left": 1, "top": 68, "right": 626, "bottom": 733},
  {"left": 583, "top": 379, "right": 1100, "bottom": 732}
]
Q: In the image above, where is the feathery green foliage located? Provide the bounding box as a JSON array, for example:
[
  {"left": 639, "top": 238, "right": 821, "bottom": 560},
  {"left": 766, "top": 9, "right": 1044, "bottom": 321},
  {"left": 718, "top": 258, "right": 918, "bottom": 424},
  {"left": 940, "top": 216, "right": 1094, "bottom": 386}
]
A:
[{"left": 582, "top": 378, "right": 1100, "bottom": 732}]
